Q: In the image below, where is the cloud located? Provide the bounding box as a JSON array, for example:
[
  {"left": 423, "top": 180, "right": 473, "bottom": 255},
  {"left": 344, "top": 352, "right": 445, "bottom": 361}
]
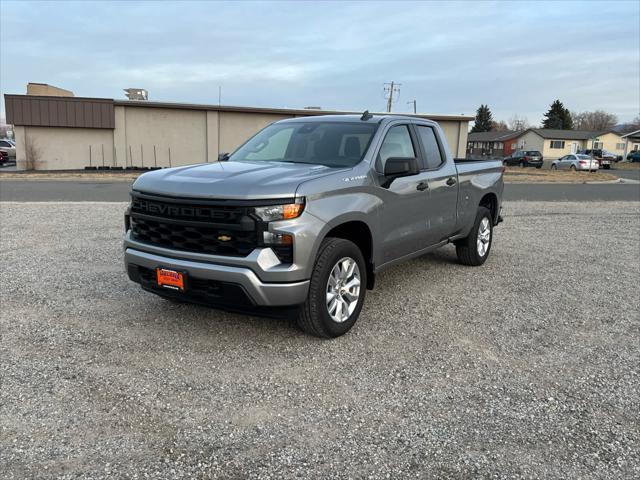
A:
[{"left": 1, "top": 0, "right": 638, "bottom": 121}]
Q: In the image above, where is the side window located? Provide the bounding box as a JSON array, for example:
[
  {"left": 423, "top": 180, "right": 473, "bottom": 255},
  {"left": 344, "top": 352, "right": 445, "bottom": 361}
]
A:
[
  {"left": 415, "top": 126, "right": 443, "bottom": 169},
  {"left": 377, "top": 125, "right": 415, "bottom": 171},
  {"left": 0, "top": 141, "right": 9, "bottom": 147}
]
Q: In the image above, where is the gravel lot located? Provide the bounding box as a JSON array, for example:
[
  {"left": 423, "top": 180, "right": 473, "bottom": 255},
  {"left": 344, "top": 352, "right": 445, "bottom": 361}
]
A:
[{"left": 1, "top": 201, "right": 639, "bottom": 479}]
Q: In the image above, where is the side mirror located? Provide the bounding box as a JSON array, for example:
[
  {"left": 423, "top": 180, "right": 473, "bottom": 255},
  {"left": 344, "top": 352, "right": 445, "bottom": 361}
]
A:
[
  {"left": 218, "top": 152, "right": 230, "bottom": 162},
  {"left": 384, "top": 157, "right": 419, "bottom": 176},
  {"left": 381, "top": 157, "right": 420, "bottom": 187}
]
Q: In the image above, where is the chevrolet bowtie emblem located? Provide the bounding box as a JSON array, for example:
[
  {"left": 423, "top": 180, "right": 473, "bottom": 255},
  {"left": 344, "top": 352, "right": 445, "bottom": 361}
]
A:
[{"left": 218, "top": 235, "right": 232, "bottom": 242}]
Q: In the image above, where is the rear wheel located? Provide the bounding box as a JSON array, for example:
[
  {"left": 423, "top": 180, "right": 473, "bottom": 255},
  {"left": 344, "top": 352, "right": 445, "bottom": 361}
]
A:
[
  {"left": 570, "top": 165, "right": 577, "bottom": 171},
  {"left": 297, "top": 238, "right": 366, "bottom": 338},
  {"left": 551, "top": 164, "right": 557, "bottom": 170},
  {"left": 519, "top": 161, "right": 525, "bottom": 168},
  {"left": 456, "top": 206, "right": 493, "bottom": 266}
]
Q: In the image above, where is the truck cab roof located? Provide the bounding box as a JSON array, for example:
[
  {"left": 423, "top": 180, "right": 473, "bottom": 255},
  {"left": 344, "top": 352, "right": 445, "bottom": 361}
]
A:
[{"left": 276, "top": 114, "right": 434, "bottom": 125}]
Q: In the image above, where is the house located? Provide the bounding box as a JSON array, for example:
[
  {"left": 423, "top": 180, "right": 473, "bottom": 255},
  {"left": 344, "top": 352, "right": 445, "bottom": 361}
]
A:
[
  {"left": 621, "top": 129, "right": 640, "bottom": 157},
  {"left": 514, "top": 129, "right": 628, "bottom": 159},
  {"left": 467, "top": 130, "right": 520, "bottom": 159}
]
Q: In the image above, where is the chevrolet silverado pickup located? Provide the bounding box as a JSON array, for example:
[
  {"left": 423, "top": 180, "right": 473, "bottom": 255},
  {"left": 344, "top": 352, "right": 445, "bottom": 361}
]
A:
[{"left": 124, "top": 114, "right": 504, "bottom": 337}]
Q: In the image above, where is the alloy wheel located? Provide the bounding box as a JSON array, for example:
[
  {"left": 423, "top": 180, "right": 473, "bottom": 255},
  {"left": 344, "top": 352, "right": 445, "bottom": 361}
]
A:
[
  {"left": 476, "top": 217, "right": 491, "bottom": 257},
  {"left": 326, "top": 257, "right": 361, "bottom": 323}
]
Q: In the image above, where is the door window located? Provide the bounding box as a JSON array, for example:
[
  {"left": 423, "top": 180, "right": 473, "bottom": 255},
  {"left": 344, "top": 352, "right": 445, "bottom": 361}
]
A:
[
  {"left": 415, "top": 125, "right": 443, "bottom": 169},
  {"left": 376, "top": 125, "right": 415, "bottom": 171}
]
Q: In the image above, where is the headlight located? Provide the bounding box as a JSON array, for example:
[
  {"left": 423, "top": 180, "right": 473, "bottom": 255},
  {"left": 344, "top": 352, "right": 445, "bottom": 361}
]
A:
[{"left": 254, "top": 200, "right": 304, "bottom": 221}]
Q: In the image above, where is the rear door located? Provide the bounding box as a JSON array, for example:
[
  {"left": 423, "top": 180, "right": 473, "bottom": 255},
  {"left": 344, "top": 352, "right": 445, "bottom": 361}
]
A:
[{"left": 413, "top": 123, "right": 459, "bottom": 244}]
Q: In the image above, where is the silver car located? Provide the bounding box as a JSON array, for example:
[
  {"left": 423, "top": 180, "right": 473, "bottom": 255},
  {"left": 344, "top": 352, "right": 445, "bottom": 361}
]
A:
[
  {"left": 551, "top": 154, "right": 599, "bottom": 172},
  {"left": 0, "top": 139, "right": 16, "bottom": 159}
]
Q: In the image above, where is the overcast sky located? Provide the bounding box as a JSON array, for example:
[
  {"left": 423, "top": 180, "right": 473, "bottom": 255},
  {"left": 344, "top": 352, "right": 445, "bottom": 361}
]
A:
[{"left": 1, "top": 0, "right": 639, "bottom": 124}]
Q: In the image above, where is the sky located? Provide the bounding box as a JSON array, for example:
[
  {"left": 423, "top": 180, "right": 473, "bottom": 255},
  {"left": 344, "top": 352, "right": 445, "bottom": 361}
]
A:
[{"left": 1, "top": 0, "right": 639, "bottom": 125}]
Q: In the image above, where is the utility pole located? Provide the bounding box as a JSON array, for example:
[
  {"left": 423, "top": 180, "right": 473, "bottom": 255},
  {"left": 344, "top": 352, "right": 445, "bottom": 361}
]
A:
[
  {"left": 384, "top": 81, "right": 401, "bottom": 112},
  {"left": 407, "top": 99, "right": 417, "bottom": 114}
]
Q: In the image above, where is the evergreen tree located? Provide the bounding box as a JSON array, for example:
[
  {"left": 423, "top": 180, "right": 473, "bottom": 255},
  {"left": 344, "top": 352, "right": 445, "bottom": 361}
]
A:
[
  {"left": 471, "top": 104, "right": 493, "bottom": 133},
  {"left": 542, "top": 100, "right": 574, "bottom": 130}
]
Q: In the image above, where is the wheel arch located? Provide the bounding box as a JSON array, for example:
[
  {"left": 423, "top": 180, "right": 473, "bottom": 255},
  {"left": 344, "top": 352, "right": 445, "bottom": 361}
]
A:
[
  {"left": 479, "top": 192, "right": 499, "bottom": 225},
  {"left": 322, "top": 219, "right": 375, "bottom": 290}
]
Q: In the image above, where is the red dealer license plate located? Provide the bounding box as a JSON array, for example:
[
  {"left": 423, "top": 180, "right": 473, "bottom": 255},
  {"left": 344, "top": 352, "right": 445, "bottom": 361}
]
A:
[{"left": 156, "top": 268, "right": 186, "bottom": 291}]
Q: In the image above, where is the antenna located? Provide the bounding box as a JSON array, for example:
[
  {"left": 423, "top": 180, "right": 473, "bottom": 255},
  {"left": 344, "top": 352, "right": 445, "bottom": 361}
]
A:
[{"left": 361, "top": 110, "right": 373, "bottom": 121}]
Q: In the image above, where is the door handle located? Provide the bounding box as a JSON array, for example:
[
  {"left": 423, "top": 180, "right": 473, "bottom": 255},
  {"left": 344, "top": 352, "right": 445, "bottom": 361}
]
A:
[
  {"left": 446, "top": 177, "right": 457, "bottom": 186},
  {"left": 416, "top": 182, "right": 428, "bottom": 191}
]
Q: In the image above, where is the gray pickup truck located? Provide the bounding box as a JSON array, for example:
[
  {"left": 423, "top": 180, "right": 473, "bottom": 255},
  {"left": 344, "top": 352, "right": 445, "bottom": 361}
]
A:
[{"left": 124, "top": 114, "right": 504, "bottom": 337}]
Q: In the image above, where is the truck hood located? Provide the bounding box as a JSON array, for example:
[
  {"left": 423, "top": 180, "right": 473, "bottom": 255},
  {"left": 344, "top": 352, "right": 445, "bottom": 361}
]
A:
[{"left": 132, "top": 161, "right": 344, "bottom": 200}]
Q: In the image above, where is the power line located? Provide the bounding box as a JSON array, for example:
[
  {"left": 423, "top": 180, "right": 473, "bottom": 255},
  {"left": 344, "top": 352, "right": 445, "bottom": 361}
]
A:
[
  {"left": 407, "top": 99, "right": 416, "bottom": 114},
  {"left": 384, "top": 81, "right": 401, "bottom": 112}
]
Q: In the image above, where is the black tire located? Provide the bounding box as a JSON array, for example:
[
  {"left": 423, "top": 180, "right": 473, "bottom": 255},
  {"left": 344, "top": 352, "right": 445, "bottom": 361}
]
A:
[
  {"left": 570, "top": 165, "right": 576, "bottom": 171},
  {"left": 551, "top": 164, "right": 557, "bottom": 170},
  {"left": 535, "top": 165, "right": 542, "bottom": 169},
  {"left": 455, "top": 206, "right": 493, "bottom": 266},
  {"left": 519, "top": 161, "right": 525, "bottom": 168},
  {"left": 603, "top": 164, "right": 611, "bottom": 170},
  {"left": 297, "top": 237, "right": 366, "bottom": 338}
]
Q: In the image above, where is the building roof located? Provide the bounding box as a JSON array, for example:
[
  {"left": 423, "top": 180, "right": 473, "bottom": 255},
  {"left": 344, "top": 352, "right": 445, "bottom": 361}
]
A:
[
  {"left": 526, "top": 128, "right": 614, "bottom": 140},
  {"left": 621, "top": 129, "right": 640, "bottom": 139},
  {"left": 467, "top": 130, "right": 520, "bottom": 142}
]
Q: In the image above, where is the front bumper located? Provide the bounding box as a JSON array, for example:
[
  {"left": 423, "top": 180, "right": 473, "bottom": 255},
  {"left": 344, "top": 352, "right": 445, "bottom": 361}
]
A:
[{"left": 125, "top": 247, "right": 310, "bottom": 306}]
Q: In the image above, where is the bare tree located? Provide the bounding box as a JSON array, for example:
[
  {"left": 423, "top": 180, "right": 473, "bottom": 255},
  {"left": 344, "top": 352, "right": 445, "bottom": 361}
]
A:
[
  {"left": 24, "top": 137, "right": 41, "bottom": 170},
  {"left": 490, "top": 120, "right": 509, "bottom": 132},
  {"left": 617, "top": 115, "right": 640, "bottom": 134},
  {"left": 508, "top": 114, "right": 530, "bottom": 131},
  {"left": 570, "top": 110, "right": 618, "bottom": 131}
]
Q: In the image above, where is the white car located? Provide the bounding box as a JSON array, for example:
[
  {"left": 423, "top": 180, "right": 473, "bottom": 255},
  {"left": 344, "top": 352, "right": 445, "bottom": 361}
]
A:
[
  {"left": 551, "top": 154, "right": 599, "bottom": 172},
  {"left": 0, "top": 139, "right": 16, "bottom": 159}
]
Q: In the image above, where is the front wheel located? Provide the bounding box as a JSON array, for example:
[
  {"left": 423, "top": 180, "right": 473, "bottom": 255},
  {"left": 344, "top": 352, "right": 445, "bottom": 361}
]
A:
[
  {"left": 456, "top": 206, "right": 493, "bottom": 266},
  {"left": 297, "top": 238, "right": 366, "bottom": 338},
  {"left": 519, "top": 161, "right": 525, "bottom": 168}
]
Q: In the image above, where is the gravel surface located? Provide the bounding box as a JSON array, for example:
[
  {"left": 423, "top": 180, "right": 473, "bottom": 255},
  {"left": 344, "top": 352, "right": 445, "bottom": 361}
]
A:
[{"left": 1, "top": 201, "right": 639, "bottom": 479}]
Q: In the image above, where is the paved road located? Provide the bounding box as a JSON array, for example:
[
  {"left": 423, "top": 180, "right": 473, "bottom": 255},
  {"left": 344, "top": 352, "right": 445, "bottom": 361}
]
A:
[
  {"left": 608, "top": 167, "right": 640, "bottom": 181},
  {"left": 1, "top": 179, "right": 639, "bottom": 202}
]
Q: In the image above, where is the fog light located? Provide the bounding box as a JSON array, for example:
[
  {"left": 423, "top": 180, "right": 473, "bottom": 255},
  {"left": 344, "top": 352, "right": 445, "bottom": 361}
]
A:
[{"left": 263, "top": 231, "right": 293, "bottom": 245}]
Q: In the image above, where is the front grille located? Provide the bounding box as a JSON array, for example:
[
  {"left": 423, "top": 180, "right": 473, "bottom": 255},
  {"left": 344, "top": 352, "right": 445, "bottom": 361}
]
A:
[{"left": 129, "top": 193, "right": 258, "bottom": 257}]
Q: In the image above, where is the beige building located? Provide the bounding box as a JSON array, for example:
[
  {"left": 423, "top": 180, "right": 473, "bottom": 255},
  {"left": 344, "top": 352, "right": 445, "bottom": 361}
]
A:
[
  {"left": 514, "top": 128, "right": 628, "bottom": 159},
  {"left": 26, "top": 82, "right": 74, "bottom": 97},
  {"left": 4, "top": 94, "right": 473, "bottom": 170}
]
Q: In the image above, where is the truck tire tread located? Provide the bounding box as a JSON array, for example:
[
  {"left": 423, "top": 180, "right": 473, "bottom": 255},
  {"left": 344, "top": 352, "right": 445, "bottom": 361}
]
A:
[
  {"left": 456, "top": 206, "right": 492, "bottom": 266},
  {"left": 297, "top": 237, "right": 366, "bottom": 338}
]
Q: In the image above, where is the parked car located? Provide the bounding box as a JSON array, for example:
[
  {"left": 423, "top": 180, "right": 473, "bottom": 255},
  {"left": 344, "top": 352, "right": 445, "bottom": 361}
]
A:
[
  {"left": 0, "top": 139, "right": 16, "bottom": 159},
  {"left": 627, "top": 151, "right": 640, "bottom": 162},
  {"left": 578, "top": 149, "right": 615, "bottom": 169},
  {"left": 551, "top": 154, "right": 599, "bottom": 172},
  {"left": 0, "top": 150, "right": 8, "bottom": 165},
  {"left": 124, "top": 114, "right": 504, "bottom": 338},
  {"left": 502, "top": 150, "right": 543, "bottom": 168}
]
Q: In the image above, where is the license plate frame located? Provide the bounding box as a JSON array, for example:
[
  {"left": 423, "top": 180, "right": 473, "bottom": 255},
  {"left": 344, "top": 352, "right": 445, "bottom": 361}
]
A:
[{"left": 156, "top": 267, "right": 187, "bottom": 292}]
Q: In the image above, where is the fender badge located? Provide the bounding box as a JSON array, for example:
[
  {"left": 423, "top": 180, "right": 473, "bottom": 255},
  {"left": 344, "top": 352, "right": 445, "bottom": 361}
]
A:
[{"left": 218, "top": 235, "right": 232, "bottom": 242}]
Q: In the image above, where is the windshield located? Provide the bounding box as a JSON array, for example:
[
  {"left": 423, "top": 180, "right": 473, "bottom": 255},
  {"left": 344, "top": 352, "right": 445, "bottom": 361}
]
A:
[
  {"left": 525, "top": 151, "right": 541, "bottom": 156},
  {"left": 229, "top": 121, "right": 378, "bottom": 168}
]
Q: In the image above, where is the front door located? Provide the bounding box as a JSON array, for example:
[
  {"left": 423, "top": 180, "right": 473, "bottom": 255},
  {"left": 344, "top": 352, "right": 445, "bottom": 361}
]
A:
[
  {"left": 375, "top": 124, "right": 431, "bottom": 263},
  {"left": 571, "top": 142, "right": 578, "bottom": 154}
]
